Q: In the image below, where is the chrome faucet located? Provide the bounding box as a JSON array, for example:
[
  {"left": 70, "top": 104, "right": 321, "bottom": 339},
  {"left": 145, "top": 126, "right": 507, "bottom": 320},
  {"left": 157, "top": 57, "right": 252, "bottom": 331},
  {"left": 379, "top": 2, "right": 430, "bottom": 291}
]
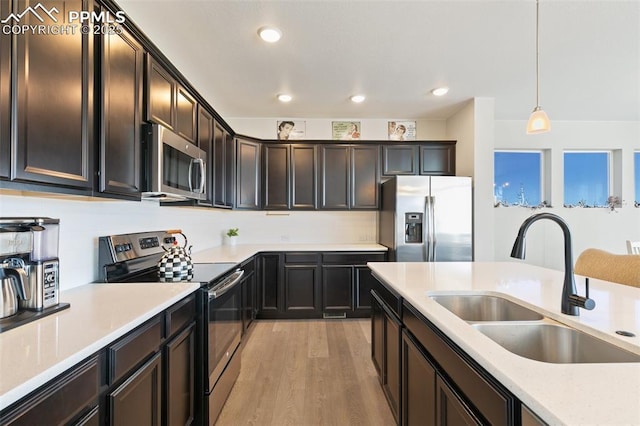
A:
[{"left": 510, "top": 212, "right": 595, "bottom": 316}]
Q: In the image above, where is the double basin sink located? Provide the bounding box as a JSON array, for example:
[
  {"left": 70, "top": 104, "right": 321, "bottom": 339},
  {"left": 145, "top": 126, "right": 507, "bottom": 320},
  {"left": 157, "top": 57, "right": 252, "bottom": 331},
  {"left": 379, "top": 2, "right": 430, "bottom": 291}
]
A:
[{"left": 430, "top": 294, "right": 640, "bottom": 364}]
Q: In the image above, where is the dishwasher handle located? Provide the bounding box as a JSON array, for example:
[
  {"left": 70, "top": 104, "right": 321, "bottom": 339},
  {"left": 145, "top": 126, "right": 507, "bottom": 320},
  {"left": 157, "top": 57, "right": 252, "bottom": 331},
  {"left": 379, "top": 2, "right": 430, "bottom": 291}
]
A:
[{"left": 208, "top": 269, "right": 244, "bottom": 299}]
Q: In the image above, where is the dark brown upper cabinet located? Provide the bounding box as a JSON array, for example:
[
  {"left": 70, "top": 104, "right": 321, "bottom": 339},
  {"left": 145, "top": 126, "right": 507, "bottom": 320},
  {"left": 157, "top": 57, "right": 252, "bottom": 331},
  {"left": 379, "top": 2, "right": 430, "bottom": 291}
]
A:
[
  {"left": 420, "top": 143, "right": 456, "bottom": 176},
  {"left": 176, "top": 86, "right": 196, "bottom": 143},
  {"left": 0, "top": 0, "right": 9, "bottom": 179},
  {"left": 99, "top": 25, "right": 145, "bottom": 198},
  {"left": 12, "top": 0, "right": 94, "bottom": 189},
  {"left": 146, "top": 56, "right": 175, "bottom": 130},
  {"left": 319, "top": 144, "right": 379, "bottom": 210},
  {"left": 382, "top": 142, "right": 456, "bottom": 177},
  {"left": 263, "top": 144, "right": 289, "bottom": 210},
  {"left": 351, "top": 145, "right": 380, "bottom": 209},
  {"left": 146, "top": 56, "right": 197, "bottom": 144},
  {"left": 319, "top": 145, "right": 350, "bottom": 209},
  {"left": 235, "top": 137, "right": 260, "bottom": 209},
  {"left": 197, "top": 106, "right": 214, "bottom": 206},
  {"left": 212, "top": 121, "right": 234, "bottom": 208},
  {"left": 262, "top": 143, "right": 317, "bottom": 210}
]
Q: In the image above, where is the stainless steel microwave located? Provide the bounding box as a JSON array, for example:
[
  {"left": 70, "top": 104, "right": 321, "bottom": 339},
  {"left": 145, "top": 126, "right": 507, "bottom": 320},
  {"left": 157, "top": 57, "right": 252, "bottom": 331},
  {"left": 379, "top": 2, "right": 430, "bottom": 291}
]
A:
[{"left": 141, "top": 124, "right": 207, "bottom": 201}]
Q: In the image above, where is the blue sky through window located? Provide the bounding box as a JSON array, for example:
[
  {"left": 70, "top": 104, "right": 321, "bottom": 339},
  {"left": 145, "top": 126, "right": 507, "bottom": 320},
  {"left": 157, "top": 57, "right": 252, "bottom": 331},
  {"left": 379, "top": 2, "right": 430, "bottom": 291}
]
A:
[
  {"left": 564, "top": 152, "right": 609, "bottom": 207},
  {"left": 494, "top": 151, "right": 541, "bottom": 206}
]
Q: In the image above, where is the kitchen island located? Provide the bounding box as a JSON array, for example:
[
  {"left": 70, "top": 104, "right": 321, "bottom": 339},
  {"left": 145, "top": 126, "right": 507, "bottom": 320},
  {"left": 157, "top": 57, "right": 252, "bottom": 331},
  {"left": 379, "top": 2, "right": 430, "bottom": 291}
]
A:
[{"left": 367, "top": 261, "right": 640, "bottom": 425}]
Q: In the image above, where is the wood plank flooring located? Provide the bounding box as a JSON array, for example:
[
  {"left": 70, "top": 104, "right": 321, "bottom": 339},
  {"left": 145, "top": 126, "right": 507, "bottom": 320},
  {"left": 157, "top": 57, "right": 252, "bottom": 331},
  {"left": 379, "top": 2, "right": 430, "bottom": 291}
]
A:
[{"left": 215, "top": 319, "right": 396, "bottom": 426}]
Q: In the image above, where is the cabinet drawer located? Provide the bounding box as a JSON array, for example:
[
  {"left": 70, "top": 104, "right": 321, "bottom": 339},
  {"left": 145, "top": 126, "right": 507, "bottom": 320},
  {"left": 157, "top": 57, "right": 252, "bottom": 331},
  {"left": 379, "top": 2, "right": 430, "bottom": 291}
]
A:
[
  {"left": 0, "top": 355, "right": 100, "bottom": 426},
  {"left": 165, "top": 294, "right": 196, "bottom": 338},
  {"left": 108, "top": 315, "right": 162, "bottom": 384},
  {"left": 402, "top": 302, "right": 513, "bottom": 425},
  {"left": 321, "top": 252, "right": 386, "bottom": 265},
  {"left": 284, "top": 252, "right": 320, "bottom": 264}
]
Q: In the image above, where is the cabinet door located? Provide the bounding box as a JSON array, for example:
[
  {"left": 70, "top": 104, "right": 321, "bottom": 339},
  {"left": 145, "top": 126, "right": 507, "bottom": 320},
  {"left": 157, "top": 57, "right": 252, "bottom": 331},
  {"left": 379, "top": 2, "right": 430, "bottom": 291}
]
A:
[
  {"left": 258, "top": 254, "right": 282, "bottom": 314},
  {"left": 0, "top": 0, "right": 9, "bottom": 179},
  {"left": 382, "top": 145, "right": 419, "bottom": 176},
  {"left": 420, "top": 144, "right": 456, "bottom": 176},
  {"left": 284, "top": 265, "right": 320, "bottom": 314},
  {"left": 371, "top": 292, "right": 384, "bottom": 378},
  {"left": 351, "top": 145, "right": 379, "bottom": 209},
  {"left": 383, "top": 307, "right": 402, "bottom": 424},
  {"left": 435, "top": 375, "right": 482, "bottom": 425},
  {"left": 319, "top": 145, "right": 350, "bottom": 209},
  {"left": 100, "top": 26, "right": 144, "bottom": 197},
  {"left": 146, "top": 56, "right": 175, "bottom": 129},
  {"left": 236, "top": 138, "right": 261, "bottom": 209},
  {"left": 165, "top": 323, "right": 195, "bottom": 426},
  {"left": 224, "top": 132, "right": 235, "bottom": 207},
  {"left": 354, "top": 266, "right": 377, "bottom": 313},
  {"left": 402, "top": 330, "right": 436, "bottom": 426},
  {"left": 13, "top": 0, "right": 93, "bottom": 189},
  {"left": 291, "top": 144, "right": 317, "bottom": 209},
  {"left": 263, "top": 144, "right": 290, "bottom": 209},
  {"left": 197, "top": 107, "right": 214, "bottom": 205},
  {"left": 109, "top": 352, "right": 162, "bottom": 426},
  {"left": 212, "top": 121, "right": 227, "bottom": 207},
  {"left": 322, "top": 265, "right": 353, "bottom": 312},
  {"left": 176, "top": 86, "right": 196, "bottom": 143}
]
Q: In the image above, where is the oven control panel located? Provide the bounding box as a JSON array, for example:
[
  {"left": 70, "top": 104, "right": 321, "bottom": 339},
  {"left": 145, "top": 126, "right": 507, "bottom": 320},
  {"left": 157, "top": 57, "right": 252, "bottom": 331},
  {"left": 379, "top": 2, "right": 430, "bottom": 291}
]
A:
[{"left": 101, "top": 231, "right": 174, "bottom": 263}]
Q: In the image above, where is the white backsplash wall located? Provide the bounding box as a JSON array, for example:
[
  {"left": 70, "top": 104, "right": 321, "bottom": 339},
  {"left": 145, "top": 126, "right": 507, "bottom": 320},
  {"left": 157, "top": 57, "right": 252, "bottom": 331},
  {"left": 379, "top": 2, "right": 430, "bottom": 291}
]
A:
[{"left": 0, "top": 192, "right": 377, "bottom": 290}]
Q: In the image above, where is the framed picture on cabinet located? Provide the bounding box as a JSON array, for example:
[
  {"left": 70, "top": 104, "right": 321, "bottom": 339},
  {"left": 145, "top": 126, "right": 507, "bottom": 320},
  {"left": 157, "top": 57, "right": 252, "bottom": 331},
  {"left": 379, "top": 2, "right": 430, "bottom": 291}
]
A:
[
  {"left": 277, "top": 120, "right": 306, "bottom": 140},
  {"left": 332, "top": 121, "right": 361, "bottom": 140},
  {"left": 388, "top": 121, "right": 416, "bottom": 141}
]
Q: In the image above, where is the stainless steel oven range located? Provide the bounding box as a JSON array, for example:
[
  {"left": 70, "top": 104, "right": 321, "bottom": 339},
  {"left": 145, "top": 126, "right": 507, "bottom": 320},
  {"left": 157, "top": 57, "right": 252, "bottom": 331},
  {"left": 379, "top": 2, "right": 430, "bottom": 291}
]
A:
[{"left": 98, "top": 230, "right": 243, "bottom": 425}]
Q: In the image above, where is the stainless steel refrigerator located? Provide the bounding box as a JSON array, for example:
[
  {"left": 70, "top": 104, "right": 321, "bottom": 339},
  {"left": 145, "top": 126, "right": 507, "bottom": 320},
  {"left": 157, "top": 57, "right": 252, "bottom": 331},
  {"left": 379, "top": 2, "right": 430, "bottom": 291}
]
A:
[{"left": 379, "top": 176, "right": 473, "bottom": 262}]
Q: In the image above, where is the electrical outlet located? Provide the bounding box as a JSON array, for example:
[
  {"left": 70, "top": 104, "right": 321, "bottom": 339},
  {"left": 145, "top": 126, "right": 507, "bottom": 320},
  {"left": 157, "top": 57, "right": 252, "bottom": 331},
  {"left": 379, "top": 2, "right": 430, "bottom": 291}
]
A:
[{"left": 280, "top": 235, "right": 290, "bottom": 242}]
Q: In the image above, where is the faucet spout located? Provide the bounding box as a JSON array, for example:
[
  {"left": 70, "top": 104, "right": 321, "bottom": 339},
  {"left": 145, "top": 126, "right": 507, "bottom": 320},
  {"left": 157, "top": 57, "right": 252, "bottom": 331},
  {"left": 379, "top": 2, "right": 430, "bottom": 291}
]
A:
[{"left": 510, "top": 212, "right": 594, "bottom": 316}]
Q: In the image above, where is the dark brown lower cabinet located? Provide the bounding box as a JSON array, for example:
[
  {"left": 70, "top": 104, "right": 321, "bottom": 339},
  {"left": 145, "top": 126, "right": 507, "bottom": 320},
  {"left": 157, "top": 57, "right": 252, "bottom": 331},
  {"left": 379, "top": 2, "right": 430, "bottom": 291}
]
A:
[
  {"left": 0, "top": 356, "right": 100, "bottom": 426},
  {"left": 322, "top": 265, "right": 353, "bottom": 313},
  {"left": 284, "top": 264, "right": 321, "bottom": 313},
  {"left": 436, "top": 375, "right": 482, "bottom": 425},
  {"left": 371, "top": 290, "right": 401, "bottom": 424},
  {"left": 108, "top": 352, "right": 162, "bottom": 425},
  {"left": 402, "top": 330, "right": 436, "bottom": 426},
  {"left": 165, "top": 323, "right": 196, "bottom": 426}
]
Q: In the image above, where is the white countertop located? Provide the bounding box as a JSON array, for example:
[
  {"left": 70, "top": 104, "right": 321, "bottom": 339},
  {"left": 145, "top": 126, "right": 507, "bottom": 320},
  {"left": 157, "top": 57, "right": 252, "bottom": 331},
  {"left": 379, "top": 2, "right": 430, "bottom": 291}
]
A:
[
  {"left": 191, "top": 243, "right": 387, "bottom": 264},
  {"left": 0, "top": 282, "right": 200, "bottom": 410},
  {"left": 367, "top": 261, "right": 640, "bottom": 425}
]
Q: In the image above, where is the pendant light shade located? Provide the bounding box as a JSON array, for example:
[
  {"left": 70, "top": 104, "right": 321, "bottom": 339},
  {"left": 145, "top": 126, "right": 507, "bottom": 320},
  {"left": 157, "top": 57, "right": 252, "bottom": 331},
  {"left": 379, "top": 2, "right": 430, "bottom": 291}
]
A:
[{"left": 527, "top": 0, "right": 550, "bottom": 134}]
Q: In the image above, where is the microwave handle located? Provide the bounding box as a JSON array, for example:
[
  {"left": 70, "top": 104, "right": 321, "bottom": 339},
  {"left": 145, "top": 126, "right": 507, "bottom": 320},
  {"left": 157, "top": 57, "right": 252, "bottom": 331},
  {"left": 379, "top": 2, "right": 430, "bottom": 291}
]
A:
[
  {"left": 196, "top": 158, "right": 205, "bottom": 193},
  {"left": 188, "top": 159, "right": 194, "bottom": 192}
]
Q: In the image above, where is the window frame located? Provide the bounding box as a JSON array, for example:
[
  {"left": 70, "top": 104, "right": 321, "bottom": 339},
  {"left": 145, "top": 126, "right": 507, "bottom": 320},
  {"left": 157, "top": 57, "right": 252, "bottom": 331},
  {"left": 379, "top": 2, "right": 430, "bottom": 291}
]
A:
[
  {"left": 562, "top": 150, "right": 613, "bottom": 208},
  {"left": 493, "top": 149, "right": 546, "bottom": 208}
]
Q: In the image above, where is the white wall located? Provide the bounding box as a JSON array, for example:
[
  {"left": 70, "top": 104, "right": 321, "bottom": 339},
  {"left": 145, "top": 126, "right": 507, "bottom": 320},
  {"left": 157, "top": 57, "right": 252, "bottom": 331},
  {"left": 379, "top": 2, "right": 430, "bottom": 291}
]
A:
[
  {"left": 492, "top": 120, "right": 640, "bottom": 271},
  {"left": 227, "top": 117, "right": 448, "bottom": 140},
  {"left": 0, "top": 191, "right": 376, "bottom": 290}
]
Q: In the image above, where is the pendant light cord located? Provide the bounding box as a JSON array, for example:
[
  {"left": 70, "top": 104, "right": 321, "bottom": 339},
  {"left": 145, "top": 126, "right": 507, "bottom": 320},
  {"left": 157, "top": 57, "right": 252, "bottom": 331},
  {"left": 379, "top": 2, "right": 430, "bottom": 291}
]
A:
[{"left": 535, "top": 0, "right": 540, "bottom": 107}]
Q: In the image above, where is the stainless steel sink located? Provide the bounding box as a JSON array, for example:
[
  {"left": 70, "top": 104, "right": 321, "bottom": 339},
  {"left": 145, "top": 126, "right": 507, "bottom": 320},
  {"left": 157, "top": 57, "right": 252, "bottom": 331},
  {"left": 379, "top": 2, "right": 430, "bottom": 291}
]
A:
[
  {"left": 430, "top": 294, "right": 544, "bottom": 322},
  {"left": 473, "top": 323, "right": 640, "bottom": 364}
]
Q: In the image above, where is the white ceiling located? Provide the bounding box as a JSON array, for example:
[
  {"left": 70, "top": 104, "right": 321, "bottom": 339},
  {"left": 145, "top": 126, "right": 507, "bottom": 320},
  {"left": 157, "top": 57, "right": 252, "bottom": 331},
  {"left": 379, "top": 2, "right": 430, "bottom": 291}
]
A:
[{"left": 115, "top": 0, "right": 640, "bottom": 122}]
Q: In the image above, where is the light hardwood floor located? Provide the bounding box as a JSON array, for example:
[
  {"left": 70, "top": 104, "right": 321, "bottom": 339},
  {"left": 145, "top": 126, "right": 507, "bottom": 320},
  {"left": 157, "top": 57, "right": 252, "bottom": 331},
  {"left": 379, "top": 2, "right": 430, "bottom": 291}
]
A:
[{"left": 215, "top": 319, "right": 396, "bottom": 426}]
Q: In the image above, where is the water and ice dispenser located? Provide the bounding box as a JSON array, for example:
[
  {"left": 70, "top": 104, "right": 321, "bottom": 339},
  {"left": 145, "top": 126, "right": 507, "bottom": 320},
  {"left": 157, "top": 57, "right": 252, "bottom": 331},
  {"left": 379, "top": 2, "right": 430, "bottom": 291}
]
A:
[{"left": 404, "top": 213, "right": 423, "bottom": 243}]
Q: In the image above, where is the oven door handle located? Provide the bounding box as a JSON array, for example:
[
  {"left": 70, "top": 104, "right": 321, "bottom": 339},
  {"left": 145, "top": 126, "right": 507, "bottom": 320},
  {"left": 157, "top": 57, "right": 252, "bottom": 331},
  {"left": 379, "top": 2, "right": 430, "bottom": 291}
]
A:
[{"left": 208, "top": 269, "right": 244, "bottom": 299}]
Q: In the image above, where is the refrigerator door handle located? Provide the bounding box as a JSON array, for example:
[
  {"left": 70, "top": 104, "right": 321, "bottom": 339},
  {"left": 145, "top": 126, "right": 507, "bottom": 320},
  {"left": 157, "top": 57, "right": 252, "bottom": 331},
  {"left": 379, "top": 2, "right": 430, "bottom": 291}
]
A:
[
  {"left": 429, "top": 196, "right": 436, "bottom": 261},
  {"left": 423, "top": 196, "right": 430, "bottom": 262}
]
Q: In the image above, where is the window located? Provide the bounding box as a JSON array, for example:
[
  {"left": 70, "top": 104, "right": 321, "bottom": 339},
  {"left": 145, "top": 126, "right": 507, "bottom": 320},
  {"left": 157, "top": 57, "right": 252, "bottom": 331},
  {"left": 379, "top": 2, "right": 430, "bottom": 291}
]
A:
[
  {"left": 635, "top": 151, "right": 640, "bottom": 206},
  {"left": 563, "top": 151, "right": 610, "bottom": 207},
  {"left": 494, "top": 151, "right": 543, "bottom": 207}
]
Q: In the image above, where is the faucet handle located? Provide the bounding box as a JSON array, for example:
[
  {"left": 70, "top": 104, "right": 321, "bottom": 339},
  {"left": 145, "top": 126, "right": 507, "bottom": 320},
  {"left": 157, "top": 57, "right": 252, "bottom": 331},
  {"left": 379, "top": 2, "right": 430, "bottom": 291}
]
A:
[{"left": 569, "top": 277, "right": 596, "bottom": 311}]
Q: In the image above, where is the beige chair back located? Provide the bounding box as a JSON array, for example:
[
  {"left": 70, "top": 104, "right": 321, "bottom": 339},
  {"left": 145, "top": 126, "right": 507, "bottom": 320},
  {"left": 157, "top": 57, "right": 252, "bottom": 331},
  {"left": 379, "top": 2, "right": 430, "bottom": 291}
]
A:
[
  {"left": 626, "top": 240, "right": 640, "bottom": 255},
  {"left": 574, "top": 248, "right": 640, "bottom": 288}
]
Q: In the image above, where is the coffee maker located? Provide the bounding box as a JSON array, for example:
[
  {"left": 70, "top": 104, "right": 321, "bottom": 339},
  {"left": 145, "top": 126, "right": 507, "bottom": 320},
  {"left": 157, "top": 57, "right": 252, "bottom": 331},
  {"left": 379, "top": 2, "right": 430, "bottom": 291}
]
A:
[{"left": 0, "top": 218, "right": 61, "bottom": 319}]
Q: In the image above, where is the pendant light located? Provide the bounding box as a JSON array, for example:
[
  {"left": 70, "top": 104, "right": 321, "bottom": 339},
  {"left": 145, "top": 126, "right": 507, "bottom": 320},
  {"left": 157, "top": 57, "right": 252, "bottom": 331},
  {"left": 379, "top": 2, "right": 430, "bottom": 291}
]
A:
[{"left": 526, "top": 0, "right": 551, "bottom": 134}]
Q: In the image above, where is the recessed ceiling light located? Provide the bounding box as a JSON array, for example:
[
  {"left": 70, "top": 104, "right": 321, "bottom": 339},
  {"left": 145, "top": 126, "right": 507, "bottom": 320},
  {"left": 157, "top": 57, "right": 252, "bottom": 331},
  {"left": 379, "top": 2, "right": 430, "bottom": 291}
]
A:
[
  {"left": 431, "top": 87, "right": 449, "bottom": 96},
  {"left": 350, "top": 95, "right": 366, "bottom": 103},
  {"left": 277, "top": 94, "right": 292, "bottom": 102},
  {"left": 258, "top": 26, "right": 282, "bottom": 43}
]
